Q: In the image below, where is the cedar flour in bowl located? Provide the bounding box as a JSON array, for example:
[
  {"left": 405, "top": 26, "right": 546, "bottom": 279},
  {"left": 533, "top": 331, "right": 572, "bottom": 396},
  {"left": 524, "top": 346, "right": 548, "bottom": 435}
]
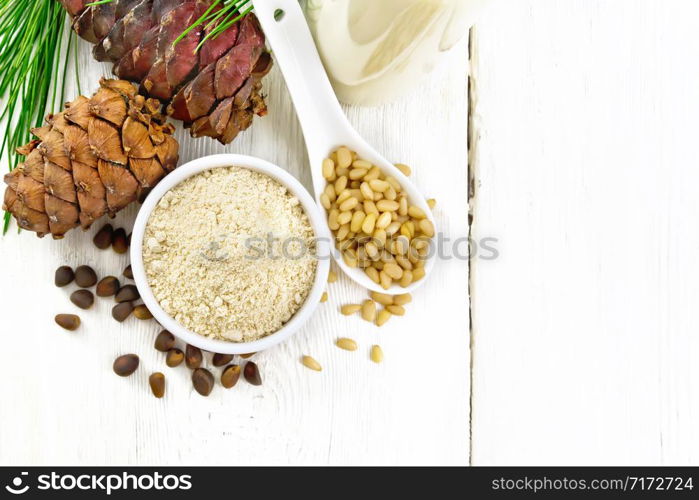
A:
[{"left": 142, "top": 166, "right": 318, "bottom": 343}]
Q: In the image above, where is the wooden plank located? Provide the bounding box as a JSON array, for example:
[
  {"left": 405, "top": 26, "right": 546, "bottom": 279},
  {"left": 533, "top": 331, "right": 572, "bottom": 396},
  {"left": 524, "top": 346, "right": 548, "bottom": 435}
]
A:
[
  {"left": 470, "top": 0, "right": 699, "bottom": 464},
  {"left": 0, "top": 31, "right": 470, "bottom": 464}
]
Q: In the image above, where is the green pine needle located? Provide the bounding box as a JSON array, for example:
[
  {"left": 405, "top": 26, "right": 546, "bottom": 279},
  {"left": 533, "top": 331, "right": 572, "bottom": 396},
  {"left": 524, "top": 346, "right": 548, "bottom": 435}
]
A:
[{"left": 0, "top": 0, "right": 76, "bottom": 235}]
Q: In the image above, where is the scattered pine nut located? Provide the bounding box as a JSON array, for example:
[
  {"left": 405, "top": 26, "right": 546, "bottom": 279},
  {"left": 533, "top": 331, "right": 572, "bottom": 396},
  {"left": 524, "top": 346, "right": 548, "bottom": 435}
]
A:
[
  {"left": 395, "top": 163, "right": 412, "bottom": 176},
  {"left": 376, "top": 309, "right": 391, "bottom": 326},
  {"left": 341, "top": 304, "right": 362, "bottom": 315},
  {"left": 394, "top": 293, "right": 412, "bottom": 306},
  {"left": 328, "top": 270, "right": 338, "bottom": 283},
  {"left": 427, "top": 198, "right": 436, "bottom": 209},
  {"left": 320, "top": 292, "right": 328, "bottom": 303},
  {"left": 370, "top": 291, "right": 394, "bottom": 306},
  {"left": 370, "top": 345, "right": 384, "bottom": 364},
  {"left": 336, "top": 338, "right": 358, "bottom": 351},
  {"left": 302, "top": 356, "right": 322, "bottom": 371},
  {"left": 386, "top": 305, "right": 405, "bottom": 316},
  {"left": 361, "top": 299, "right": 377, "bottom": 322}
]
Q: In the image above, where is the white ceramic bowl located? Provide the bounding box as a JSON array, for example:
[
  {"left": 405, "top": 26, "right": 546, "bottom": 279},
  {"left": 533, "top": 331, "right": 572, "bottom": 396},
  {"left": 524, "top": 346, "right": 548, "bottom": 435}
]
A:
[{"left": 130, "top": 154, "right": 331, "bottom": 355}]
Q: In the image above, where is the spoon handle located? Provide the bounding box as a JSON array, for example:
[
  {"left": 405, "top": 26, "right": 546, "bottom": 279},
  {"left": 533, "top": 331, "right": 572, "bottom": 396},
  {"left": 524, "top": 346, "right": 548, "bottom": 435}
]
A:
[{"left": 252, "top": 0, "right": 353, "bottom": 196}]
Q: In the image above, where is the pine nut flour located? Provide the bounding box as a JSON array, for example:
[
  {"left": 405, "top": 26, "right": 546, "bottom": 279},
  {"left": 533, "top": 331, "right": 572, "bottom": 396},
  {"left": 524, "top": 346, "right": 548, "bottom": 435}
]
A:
[{"left": 143, "top": 167, "right": 317, "bottom": 342}]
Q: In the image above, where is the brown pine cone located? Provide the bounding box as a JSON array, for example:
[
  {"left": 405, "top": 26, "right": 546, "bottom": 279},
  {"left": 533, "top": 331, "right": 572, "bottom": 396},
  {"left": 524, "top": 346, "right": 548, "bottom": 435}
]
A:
[
  {"left": 60, "top": 0, "right": 272, "bottom": 145},
  {"left": 3, "top": 79, "right": 179, "bottom": 239}
]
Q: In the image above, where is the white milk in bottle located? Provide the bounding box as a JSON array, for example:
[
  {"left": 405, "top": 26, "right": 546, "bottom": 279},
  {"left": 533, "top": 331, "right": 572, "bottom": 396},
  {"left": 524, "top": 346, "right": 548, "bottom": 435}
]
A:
[{"left": 303, "top": 0, "right": 489, "bottom": 105}]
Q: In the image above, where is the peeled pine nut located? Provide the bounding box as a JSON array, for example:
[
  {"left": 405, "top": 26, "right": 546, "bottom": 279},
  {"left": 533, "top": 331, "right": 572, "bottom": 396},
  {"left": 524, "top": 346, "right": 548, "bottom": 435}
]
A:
[
  {"left": 369, "top": 179, "right": 389, "bottom": 192},
  {"left": 370, "top": 345, "right": 383, "bottom": 363},
  {"left": 385, "top": 221, "right": 401, "bottom": 236},
  {"left": 364, "top": 200, "right": 379, "bottom": 215},
  {"left": 302, "top": 355, "right": 322, "bottom": 371},
  {"left": 360, "top": 182, "right": 374, "bottom": 200},
  {"left": 386, "top": 305, "right": 405, "bottom": 316},
  {"left": 373, "top": 228, "right": 387, "bottom": 247},
  {"left": 337, "top": 147, "right": 353, "bottom": 168},
  {"left": 341, "top": 304, "right": 362, "bottom": 315},
  {"left": 365, "top": 267, "right": 380, "bottom": 284},
  {"left": 392, "top": 236, "right": 407, "bottom": 255},
  {"left": 386, "top": 176, "right": 401, "bottom": 191},
  {"left": 395, "top": 163, "right": 412, "bottom": 176},
  {"left": 383, "top": 263, "right": 403, "bottom": 280},
  {"left": 339, "top": 197, "right": 358, "bottom": 211},
  {"left": 350, "top": 211, "right": 366, "bottom": 233},
  {"left": 419, "top": 219, "right": 435, "bottom": 237},
  {"left": 324, "top": 184, "right": 337, "bottom": 201},
  {"left": 365, "top": 167, "right": 381, "bottom": 181},
  {"left": 336, "top": 338, "right": 358, "bottom": 351},
  {"left": 328, "top": 271, "right": 338, "bottom": 283},
  {"left": 412, "top": 267, "right": 426, "bottom": 282},
  {"left": 336, "top": 224, "right": 350, "bottom": 241},
  {"left": 337, "top": 211, "right": 352, "bottom": 225},
  {"left": 395, "top": 255, "right": 412, "bottom": 270},
  {"left": 343, "top": 250, "right": 358, "bottom": 268},
  {"left": 408, "top": 206, "right": 427, "bottom": 219},
  {"left": 376, "top": 212, "right": 392, "bottom": 229},
  {"left": 349, "top": 168, "right": 367, "bottom": 180},
  {"left": 399, "top": 270, "right": 413, "bottom": 287},
  {"left": 320, "top": 292, "right": 328, "bottom": 303},
  {"left": 335, "top": 176, "right": 348, "bottom": 195},
  {"left": 370, "top": 292, "right": 393, "bottom": 306},
  {"left": 379, "top": 271, "right": 392, "bottom": 290},
  {"left": 365, "top": 242, "right": 379, "bottom": 259},
  {"left": 376, "top": 309, "right": 391, "bottom": 326},
  {"left": 376, "top": 200, "right": 399, "bottom": 212},
  {"left": 427, "top": 198, "right": 436, "bottom": 209},
  {"left": 362, "top": 213, "right": 377, "bottom": 234},
  {"left": 353, "top": 159, "right": 372, "bottom": 169},
  {"left": 322, "top": 158, "right": 336, "bottom": 181},
  {"left": 328, "top": 209, "right": 339, "bottom": 230},
  {"left": 394, "top": 293, "right": 412, "bottom": 306},
  {"left": 320, "top": 193, "right": 331, "bottom": 210},
  {"left": 398, "top": 197, "right": 408, "bottom": 216},
  {"left": 361, "top": 300, "right": 377, "bottom": 322}
]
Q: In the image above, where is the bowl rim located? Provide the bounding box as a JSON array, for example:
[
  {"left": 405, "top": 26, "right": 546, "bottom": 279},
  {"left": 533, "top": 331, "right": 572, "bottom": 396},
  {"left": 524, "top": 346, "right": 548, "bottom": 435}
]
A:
[{"left": 130, "top": 153, "right": 331, "bottom": 355}]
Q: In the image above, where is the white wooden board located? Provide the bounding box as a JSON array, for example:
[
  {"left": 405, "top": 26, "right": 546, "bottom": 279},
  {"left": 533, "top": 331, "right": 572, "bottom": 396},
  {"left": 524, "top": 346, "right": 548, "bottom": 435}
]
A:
[
  {"left": 0, "top": 28, "right": 470, "bottom": 464},
  {"left": 470, "top": 0, "right": 699, "bottom": 465}
]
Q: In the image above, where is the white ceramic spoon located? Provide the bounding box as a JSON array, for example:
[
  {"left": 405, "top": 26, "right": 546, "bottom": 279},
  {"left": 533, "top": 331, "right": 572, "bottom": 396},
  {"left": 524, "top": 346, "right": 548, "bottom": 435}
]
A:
[{"left": 252, "top": 0, "right": 436, "bottom": 294}]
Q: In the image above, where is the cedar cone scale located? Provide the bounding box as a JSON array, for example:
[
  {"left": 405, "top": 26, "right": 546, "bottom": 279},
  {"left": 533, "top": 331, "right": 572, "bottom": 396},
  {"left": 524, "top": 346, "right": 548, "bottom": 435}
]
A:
[
  {"left": 60, "top": 0, "right": 273, "bottom": 145},
  {"left": 3, "top": 79, "right": 179, "bottom": 239}
]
